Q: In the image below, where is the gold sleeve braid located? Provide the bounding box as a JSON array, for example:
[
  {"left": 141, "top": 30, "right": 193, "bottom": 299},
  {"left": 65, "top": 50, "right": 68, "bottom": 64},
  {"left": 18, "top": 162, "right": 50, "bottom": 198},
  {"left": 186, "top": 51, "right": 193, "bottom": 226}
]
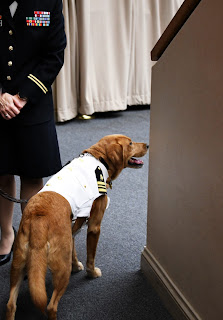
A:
[{"left": 27, "top": 74, "right": 48, "bottom": 94}]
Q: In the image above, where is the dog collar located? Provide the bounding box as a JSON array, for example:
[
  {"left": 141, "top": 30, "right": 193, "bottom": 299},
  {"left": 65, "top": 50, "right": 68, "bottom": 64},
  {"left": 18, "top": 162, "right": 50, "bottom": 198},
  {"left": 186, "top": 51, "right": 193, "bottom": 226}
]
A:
[{"left": 99, "top": 157, "right": 109, "bottom": 170}]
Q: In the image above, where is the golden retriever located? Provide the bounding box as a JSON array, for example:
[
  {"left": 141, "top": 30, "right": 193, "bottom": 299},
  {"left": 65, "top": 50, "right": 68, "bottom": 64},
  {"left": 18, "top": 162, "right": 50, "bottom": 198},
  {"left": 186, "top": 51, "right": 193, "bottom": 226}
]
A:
[{"left": 6, "top": 134, "right": 148, "bottom": 320}]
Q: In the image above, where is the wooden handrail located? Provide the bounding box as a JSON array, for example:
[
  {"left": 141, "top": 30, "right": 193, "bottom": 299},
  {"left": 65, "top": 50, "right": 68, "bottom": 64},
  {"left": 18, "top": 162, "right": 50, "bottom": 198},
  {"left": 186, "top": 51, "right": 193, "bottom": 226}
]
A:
[{"left": 151, "top": 0, "right": 202, "bottom": 61}]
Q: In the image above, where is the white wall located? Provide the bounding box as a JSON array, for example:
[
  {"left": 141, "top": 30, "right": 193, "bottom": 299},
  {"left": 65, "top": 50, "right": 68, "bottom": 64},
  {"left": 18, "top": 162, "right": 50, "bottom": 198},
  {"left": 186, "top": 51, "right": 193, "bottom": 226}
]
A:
[{"left": 142, "top": 0, "right": 223, "bottom": 319}]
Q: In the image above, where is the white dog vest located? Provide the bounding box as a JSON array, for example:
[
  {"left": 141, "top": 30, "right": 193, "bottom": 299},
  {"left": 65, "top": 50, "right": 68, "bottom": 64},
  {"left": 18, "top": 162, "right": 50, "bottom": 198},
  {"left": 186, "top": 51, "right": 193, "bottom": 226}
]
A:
[{"left": 39, "top": 154, "right": 109, "bottom": 219}]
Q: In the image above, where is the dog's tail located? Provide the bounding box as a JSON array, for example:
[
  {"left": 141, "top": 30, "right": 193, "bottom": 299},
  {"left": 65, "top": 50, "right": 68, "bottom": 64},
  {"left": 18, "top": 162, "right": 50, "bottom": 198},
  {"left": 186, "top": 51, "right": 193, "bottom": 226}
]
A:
[{"left": 27, "top": 216, "right": 48, "bottom": 315}]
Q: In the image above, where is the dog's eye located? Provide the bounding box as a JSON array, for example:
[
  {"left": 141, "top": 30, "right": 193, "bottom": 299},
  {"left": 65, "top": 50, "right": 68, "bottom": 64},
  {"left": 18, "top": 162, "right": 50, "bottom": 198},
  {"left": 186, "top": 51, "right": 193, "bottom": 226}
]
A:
[{"left": 129, "top": 142, "right": 133, "bottom": 146}]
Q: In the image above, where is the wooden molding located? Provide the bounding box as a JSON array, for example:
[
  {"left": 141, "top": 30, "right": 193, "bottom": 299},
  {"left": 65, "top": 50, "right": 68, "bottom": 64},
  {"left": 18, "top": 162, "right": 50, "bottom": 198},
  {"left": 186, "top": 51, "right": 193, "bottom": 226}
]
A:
[
  {"left": 151, "top": 0, "right": 202, "bottom": 61},
  {"left": 141, "top": 247, "right": 201, "bottom": 320}
]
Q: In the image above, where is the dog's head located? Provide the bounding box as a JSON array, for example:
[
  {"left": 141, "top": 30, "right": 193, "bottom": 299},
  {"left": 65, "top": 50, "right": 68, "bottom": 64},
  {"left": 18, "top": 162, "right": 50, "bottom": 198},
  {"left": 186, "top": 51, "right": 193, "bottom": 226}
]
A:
[{"left": 83, "top": 134, "right": 149, "bottom": 181}]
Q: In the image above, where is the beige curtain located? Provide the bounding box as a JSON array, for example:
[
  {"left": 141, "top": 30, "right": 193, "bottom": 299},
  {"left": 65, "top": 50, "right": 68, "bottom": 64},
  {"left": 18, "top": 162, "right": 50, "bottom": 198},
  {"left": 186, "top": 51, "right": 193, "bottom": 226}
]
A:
[{"left": 53, "top": 0, "right": 184, "bottom": 122}]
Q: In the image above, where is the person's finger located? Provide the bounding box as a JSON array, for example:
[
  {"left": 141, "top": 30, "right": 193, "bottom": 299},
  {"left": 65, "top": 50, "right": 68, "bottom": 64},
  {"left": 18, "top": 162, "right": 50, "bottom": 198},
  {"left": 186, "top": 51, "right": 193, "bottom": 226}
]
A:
[
  {"left": 13, "top": 95, "right": 27, "bottom": 109},
  {"left": 0, "top": 100, "right": 20, "bottom": 119}
]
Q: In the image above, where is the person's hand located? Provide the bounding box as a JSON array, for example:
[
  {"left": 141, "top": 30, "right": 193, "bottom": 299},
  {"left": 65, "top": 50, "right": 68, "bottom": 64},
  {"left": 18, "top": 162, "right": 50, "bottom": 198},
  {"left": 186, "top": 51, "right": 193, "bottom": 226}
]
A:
[
  {"left": 0, "top": 93, "right": 22, "bottom": 120},
  {"left": 13, "top": 94, "right": 28, "bottom": 110}
]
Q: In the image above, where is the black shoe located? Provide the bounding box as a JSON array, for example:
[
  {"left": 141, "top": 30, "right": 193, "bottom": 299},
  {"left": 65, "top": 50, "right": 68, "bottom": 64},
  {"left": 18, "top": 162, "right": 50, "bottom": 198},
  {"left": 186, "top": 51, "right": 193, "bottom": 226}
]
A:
[{"left": 0, "top": 227, "right": 17, "bottom": 266}]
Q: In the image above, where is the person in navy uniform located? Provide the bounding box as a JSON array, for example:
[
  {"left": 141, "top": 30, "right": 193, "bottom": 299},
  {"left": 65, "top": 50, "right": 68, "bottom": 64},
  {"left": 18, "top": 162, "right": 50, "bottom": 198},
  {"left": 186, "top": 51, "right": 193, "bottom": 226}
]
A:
[{"left": 0, "top": 0, "right": 66, "bottom": 266}]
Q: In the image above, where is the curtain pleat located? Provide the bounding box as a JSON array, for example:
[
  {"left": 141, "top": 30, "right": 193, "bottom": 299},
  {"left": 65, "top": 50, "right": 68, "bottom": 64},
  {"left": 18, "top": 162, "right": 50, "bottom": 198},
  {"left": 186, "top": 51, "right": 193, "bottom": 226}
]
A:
[{"left": 53, "top": 0, "right": 184, "bottom": 122}]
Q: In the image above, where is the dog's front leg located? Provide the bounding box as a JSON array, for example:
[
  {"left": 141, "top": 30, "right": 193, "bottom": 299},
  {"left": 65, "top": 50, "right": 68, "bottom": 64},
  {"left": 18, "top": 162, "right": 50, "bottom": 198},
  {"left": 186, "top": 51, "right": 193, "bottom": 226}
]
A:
[
  {"left": 72, "top": 238, "right": 84, "bottom": 273},
  {"left": 86, "top": 195, "right": 107, "bottom": 278},
  {"left": 72, "top": 217, "right": 86, "bottom": 272}
]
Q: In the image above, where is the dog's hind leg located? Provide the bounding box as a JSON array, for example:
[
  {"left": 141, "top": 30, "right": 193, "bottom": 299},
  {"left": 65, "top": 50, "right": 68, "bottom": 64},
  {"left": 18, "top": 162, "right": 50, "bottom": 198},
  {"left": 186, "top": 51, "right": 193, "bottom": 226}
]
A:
[
  {"left": 47, "top": 234, "right": 72, "bottom": 320},
  {"left": 6, "top": 255, "right": 26, "bottom": 320},
  {"left": 47, "top": 264, "right": 72, "bottom": 320},
  {"left": 86, "top": 196, "right": 107, "bottom": 278}
]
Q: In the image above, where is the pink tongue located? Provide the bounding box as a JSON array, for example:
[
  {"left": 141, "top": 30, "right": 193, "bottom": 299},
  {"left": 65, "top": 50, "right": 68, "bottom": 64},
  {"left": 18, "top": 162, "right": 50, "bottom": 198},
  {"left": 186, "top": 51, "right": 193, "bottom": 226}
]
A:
[{"left": 129, "top": 158, "right": 143, "bottom": 165}]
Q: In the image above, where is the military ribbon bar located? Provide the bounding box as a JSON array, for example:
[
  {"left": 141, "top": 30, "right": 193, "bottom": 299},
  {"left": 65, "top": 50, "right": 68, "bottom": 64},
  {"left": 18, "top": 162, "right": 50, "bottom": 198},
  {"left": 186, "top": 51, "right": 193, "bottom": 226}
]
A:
[{"left": 26, "top": 11, "right": 50, "bottom": 26}]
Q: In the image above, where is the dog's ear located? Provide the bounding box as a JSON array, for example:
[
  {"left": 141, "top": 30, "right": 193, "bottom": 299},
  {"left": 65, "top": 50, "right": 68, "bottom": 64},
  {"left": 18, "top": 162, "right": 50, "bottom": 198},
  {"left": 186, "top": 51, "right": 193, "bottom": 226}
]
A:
[{"left": 105, "top": 143, "right": 124, "bottom": 170}]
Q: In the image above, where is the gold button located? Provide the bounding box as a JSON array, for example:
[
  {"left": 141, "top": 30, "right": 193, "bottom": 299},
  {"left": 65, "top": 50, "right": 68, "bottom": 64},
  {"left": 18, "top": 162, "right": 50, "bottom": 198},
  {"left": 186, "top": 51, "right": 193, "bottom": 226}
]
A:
[
  {"left": 7, "top": 76, "right": 11, "bottom": 81},
  {"left": 8, "top": 61, "right": 12, "bottom": 67},
  {"left": 9, "top": 30, "right": 13, "bottom": 35},
  {"left": 9, "top": 46, "right": 13, "bottom": 51}
]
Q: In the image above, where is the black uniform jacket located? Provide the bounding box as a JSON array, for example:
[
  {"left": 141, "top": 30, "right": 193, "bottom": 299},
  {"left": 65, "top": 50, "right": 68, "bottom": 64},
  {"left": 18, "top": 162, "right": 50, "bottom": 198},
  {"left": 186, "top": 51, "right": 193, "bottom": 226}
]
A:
[{"left": 0, "top": 0, "right": 66, "bottom": 125}]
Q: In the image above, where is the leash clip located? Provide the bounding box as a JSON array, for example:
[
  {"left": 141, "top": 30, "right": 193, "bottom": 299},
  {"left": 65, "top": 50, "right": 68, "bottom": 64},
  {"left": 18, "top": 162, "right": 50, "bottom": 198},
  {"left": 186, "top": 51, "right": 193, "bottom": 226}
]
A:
[{"left": 108, "top": 180, "right": 112, "bottom": 190}]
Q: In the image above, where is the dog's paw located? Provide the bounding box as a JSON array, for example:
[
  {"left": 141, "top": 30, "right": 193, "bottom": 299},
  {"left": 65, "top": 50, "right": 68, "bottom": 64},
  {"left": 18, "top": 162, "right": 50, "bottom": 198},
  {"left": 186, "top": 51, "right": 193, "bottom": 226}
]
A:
[
  {"left": 86, "top": 267, "right": 102, "bottom": 278},
  {"left": 72, "top": 261, "right": 84, "bottom": 273}
]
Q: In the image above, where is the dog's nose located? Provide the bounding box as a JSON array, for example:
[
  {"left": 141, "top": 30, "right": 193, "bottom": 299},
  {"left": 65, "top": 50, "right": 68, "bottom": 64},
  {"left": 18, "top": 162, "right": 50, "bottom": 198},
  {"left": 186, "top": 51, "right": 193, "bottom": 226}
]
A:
[{"left": 146, "top": 144, "right": 149, "bottom": 149}]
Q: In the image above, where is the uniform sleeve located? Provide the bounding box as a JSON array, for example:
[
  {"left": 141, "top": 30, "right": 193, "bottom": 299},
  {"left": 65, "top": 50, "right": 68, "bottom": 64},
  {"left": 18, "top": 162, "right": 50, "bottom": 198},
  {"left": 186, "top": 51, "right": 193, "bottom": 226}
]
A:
[{"left": 18, "top": 0, "right": 66, "bottom": 103}]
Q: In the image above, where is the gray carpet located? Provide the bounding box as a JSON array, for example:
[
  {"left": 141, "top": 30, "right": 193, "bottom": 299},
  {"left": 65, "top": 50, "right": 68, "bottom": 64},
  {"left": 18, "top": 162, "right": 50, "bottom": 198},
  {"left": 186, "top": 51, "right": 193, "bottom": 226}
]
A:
[{"left": 0, "top": 106, "right": 174, "bottom": 320}]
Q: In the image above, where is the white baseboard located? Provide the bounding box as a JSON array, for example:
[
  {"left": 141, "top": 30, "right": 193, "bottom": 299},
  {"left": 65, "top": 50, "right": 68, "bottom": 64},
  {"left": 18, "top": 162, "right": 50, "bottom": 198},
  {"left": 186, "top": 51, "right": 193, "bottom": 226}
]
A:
[{"left": 141, "top": 247, "right": 201, "bottom": 320}]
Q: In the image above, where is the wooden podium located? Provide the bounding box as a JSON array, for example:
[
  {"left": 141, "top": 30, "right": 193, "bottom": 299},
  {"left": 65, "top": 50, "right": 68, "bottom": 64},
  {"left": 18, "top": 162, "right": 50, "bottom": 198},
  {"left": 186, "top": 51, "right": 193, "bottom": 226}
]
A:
[{"left": 141, "top": 1, "right": 223, "bottom": 319}]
